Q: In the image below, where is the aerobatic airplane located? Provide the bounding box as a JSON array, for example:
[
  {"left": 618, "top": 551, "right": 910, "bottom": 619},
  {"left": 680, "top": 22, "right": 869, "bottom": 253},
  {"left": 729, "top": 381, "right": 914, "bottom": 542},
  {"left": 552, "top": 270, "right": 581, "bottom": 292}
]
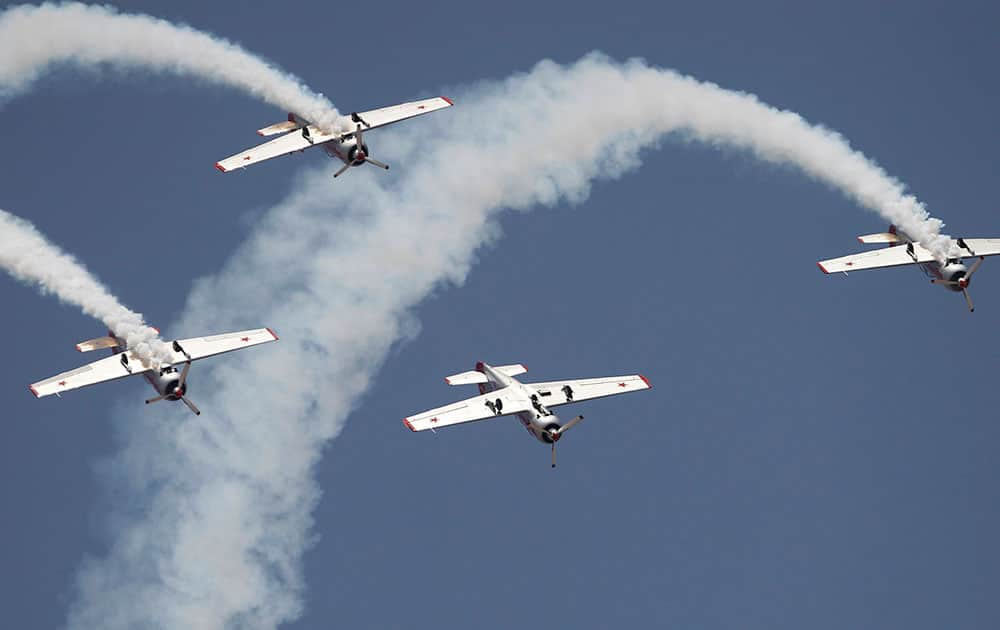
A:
[
  {"left": 28, "top": 327, "right": 279, "bottom": 415},
  {"left": 214, "top": 96, "right": 453, "bottom": 178},
  {"left": 817, "top": 226, "right": 1000, "bottom": 312},
  {"left": 403, "top": 362, "right": 652, "bottom": 467}
]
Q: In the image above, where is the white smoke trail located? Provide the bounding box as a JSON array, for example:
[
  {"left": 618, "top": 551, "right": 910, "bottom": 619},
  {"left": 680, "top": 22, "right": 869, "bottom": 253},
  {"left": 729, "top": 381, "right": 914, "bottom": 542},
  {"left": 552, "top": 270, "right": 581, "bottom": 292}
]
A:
[
  {"left": 0, "top": 209, "right": 169, "bottom": 364},
  {"left": 0, "top": 2, "right": 347, "bottom": 131},
  {"left": 63, "top": 54, "right": 953, "bottom": 629}
]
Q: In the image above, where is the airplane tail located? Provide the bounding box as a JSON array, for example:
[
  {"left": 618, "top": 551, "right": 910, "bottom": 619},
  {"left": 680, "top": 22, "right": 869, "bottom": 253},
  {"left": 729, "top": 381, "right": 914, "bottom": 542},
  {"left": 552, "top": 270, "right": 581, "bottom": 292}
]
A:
[
  {"left": 76, "top": 335, "right": 120, "bottom": 352},
  {"left": 857, "top": 231, "right": 901, "bottom": 245},
  {"left": 445, "top": 363, "right": 528, "bottom": 385},
  {"left": 255, "top": 113, "right": 306, "bottom": 137}
]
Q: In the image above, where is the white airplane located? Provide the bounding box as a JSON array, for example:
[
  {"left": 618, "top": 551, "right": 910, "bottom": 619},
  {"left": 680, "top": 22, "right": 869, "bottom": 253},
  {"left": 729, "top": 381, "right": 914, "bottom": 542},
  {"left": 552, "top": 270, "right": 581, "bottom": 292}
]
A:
[
  {"left": 28, "top": 327, "right": 279, "bottom": 415},
  {"left": 817, "top": 226, "right": 1000, "bottom": 312},
  {"left": 215, "top": 96, "right": 454, "bottom": 178},
  {"left": 403, "top": 362, "right": 652, "bottom": 467}
]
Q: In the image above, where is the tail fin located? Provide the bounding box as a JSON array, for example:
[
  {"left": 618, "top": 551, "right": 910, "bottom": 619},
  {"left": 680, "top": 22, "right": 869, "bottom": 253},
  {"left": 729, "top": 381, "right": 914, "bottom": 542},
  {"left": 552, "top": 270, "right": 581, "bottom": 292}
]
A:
[
  {"left": 76, "top": 335, "right": 121, "bottom": 352},
  {"left": 256, "top": 116, "right": 304, "bottom": 137},
  {"left": 494, "top": 364, "right": 528, "bottom": 377},
  {"left": 445, "top": 370, "right": 489, "bottom": 386},
  {"left": 857, "top": 232, "right": 901, "bottom": 245}
]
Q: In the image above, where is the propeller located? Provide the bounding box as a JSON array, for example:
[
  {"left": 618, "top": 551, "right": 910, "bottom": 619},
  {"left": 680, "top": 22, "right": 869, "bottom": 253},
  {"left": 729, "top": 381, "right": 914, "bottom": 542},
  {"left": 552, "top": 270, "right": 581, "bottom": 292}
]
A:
[
  {"left": 144, "top": 361, "right": 201, "bottom": 415},
  {"left": 333, "top": 124, "right": 390, "bottom": 177},
  {"left": 929, "top": 256, "right": 985, "bottom": 312},
  {"left": 548, "top": 416, "right": 585, "bottom": 468}
]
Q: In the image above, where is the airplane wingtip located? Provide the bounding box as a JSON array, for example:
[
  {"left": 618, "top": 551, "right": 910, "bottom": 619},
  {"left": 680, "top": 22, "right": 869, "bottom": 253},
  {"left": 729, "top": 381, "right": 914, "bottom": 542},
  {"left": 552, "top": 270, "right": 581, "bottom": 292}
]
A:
[
  {"left": 816, "top": 261, "right": 830, "bottom": 274},
  {"left": 639, "top": 374, "right": 652, "bottom": 389},
  {"left": 441, "top": 96, "right": 454, "bottom": 106},
  {"left": 214, "top": 162, "right": 227, "bottom": 173},
  {"left": 266, "top": 327, "right": 279, "bottom": 341},
  {"left": 402, "top": 418, "right": 416, "bottom": 432},
  {"left": 28, "top": 384, "right": 39, "bottom": 398}
]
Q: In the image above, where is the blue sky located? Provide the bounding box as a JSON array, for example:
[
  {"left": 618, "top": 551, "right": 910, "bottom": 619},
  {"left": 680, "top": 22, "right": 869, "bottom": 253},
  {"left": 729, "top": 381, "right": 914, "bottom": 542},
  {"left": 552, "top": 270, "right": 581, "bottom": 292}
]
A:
[{"left": 1, "top": 1, "right": 999, "bottom": 628}]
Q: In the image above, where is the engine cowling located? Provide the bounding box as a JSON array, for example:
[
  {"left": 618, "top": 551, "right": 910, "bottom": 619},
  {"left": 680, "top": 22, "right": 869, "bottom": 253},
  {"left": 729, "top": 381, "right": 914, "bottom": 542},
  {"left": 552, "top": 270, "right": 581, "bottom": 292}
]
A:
[{"left": 941, "top": 262, "right": 969, "bottom": 291}]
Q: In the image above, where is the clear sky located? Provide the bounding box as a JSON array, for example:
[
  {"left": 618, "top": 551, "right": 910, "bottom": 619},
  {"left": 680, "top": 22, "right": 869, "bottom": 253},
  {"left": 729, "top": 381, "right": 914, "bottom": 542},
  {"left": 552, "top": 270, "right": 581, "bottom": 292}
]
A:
[{"left": 1, "top": 0, "right": 999, "bottom": 628}]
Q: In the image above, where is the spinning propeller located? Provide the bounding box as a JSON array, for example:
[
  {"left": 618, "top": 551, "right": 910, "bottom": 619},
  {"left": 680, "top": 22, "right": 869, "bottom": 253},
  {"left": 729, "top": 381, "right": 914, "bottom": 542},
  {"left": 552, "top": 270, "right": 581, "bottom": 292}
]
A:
[
  {"left": 333, "top": 124, "right": 390, "bottom": 178},
  {"left": 931, "top": 256, "right": 985, "bottom": 312}
]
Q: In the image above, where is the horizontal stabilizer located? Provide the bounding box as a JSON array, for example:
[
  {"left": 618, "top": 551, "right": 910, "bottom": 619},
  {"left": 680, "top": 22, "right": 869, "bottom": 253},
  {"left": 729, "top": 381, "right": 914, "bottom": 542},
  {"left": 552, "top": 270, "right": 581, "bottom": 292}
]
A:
[
  {"left": 494, "top": 364, "right": 528, "bottom": 377},
  {"left": 445, "top": 370, "right": 489, "bottom": 386},
  {"left": 256, "top": 120, "right": 303, "bottom": 137},
  {"left": 76, "top": 335, "right": 120, "bottom": 352},
  {"left": 858, "top": 232, "right": 901, "bottom": 244}
]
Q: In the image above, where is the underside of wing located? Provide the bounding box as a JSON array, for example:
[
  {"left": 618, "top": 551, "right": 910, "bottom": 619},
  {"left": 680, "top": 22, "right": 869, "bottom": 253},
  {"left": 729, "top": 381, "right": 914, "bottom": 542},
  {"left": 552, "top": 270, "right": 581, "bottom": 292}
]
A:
[
  {"left": 817, "top": 243, "right": 935, "bottom": 274},
  {"left": 524, "top": 375, "right": 652, "bottom": 408},
  {"left": 29, "top": 351, "right": 152, "bottom": 398},
  {"left": 171, "top": 328, "right": 278, "bottom": 364},
  {"left": 955, "top": 238, "right": 1000, "bottom": 258},
  {"left": 215, "top": 130, "right": 324, "bottom": 172},
  {"left": 404, "top": 388, "right": 531, "bottom": 432},
  {"left": 352, "top": 96, "right": 453, "bottom": 132}
]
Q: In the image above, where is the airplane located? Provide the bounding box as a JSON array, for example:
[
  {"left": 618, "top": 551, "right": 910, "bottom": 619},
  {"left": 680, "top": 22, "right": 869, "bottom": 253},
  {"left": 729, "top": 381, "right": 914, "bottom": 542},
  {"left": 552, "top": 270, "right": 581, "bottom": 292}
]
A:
[
  {"left": 214, "top": 96, "right": 454, "bottom": 178},
  {"left": 28, "top": 327, "right": 279, "bottom": 415},
  {"left": 403, "top": 362, "right": 652, "bottom": 467},
  {"left": 817, "top": 225, "right": 1000, "bottom": 312}
]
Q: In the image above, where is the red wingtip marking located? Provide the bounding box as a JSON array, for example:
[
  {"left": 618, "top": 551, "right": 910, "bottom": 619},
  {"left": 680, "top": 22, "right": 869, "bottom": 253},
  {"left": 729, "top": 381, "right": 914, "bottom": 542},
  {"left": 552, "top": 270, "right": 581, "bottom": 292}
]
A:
[
  {"left": 152, "top": 327, "right": 160, "bottom": 334},
  {"left": 28, "top": 384, "right": 39, "bottom": 398},
  {"left": 639, "top": 374, "right": 652, "bottom": 389},
  {"left": 441, "top": 96, "right": 454, "bottom": 105},
  {"left": 266, "top": 327, "right": 279, "bottom": 341},
  {"left": 214, "top": 162, "right": 226, "bottom": 173},
  {"left": 475, "top": 361, "right": 485, "bottom": 372},
  {"left": 444, "top": 377, "right": 452, "bottom": 384},
  {"left": 257, "top": 130, "right": 265, "bottom": 136},
  {"left": 856, "top": 236, "right": 865, "bottom": 243},
  {"left": 817, "top": 261, "right": 829, "bottom": 274},
  {"left": 402, "top": 418, "right": 416, "bottom": 432},
  {"left": 287, "top": 112, "right": 296, "bottom": 122},
  {"left": 75, "top": 344, "right": 84, "bottom": 352}
]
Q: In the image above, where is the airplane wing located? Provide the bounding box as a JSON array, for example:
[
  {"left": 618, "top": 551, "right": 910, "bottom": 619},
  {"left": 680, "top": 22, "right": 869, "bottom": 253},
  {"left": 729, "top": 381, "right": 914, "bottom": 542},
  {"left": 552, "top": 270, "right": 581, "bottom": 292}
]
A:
[
  {"left": 351, "top": 96, "right": 453, "bottom": 132},
  {"left": 404, "top": 388, "right": 532, "bottom": 432},
  {"left": 29, "top": 350, "right": 153, "bottom": 398},
  {"left": 29, "top": 328, "right": 278, "bottom": 399},
  {"left": 215, "top": 129, "right": 332, "bottom": 172},
  {"left": 523, "top": 375, "right": 652, "bottom": 408},
  {"left": 818, "top": 238, "right": 1000, "bottom": 274},
  {"left": 170, "top": 328, "right": 279, "bottom": 363}
]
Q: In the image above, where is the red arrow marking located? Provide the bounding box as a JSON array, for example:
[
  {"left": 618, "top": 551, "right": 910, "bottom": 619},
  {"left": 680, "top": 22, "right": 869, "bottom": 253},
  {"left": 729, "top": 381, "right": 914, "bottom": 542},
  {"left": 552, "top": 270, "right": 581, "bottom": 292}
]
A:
[
  {"left": 243, "top": 155, "right": 252, "bottom": 161},
  {"left": 431, "top": 417, "right": 439, "bottom": 423},
  {"left": 241, "top": 337, "right": 250, "bottom": 342},
  {"left": 845, "top": 262, "right": 854, "bottom": 266},
  {"left": 58, "top": 380, "right": 67, "bottom": 386},
  {"left": 618, "top": 382, "right": 626, "bottom": 387}
]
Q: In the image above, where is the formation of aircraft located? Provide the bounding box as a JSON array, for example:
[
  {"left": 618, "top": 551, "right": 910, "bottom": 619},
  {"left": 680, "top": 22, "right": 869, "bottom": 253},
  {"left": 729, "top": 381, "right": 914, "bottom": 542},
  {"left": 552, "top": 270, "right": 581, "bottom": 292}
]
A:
[
  {"left": 403, "top": 362, "right": 652, "bottom": 467},
  {"left": 818, "top": 226, "right": 1000, "bottom": 312},
  {"left": 29, "top": 327, "right": 278, "bottom": 415},
  {"left": 215, "top": 96, "right": 453, "bottom": 178}
]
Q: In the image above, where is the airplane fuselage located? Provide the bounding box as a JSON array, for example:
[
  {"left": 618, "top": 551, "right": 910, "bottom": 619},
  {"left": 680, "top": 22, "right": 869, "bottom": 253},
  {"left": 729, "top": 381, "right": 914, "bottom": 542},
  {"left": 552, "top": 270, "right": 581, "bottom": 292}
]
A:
[
  {"left": 106, "top": 336, "right": 187, "bottom": 401},
  {"left": 476, "top": 362, "right": 564, "bottom": 443}
]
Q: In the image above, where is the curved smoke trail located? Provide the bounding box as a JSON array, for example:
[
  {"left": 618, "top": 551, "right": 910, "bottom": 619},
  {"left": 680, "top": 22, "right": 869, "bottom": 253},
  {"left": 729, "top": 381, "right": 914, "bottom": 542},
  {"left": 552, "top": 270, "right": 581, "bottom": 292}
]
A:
[
  {"left": 0, "top": 2, "right": 345, "bottom": 130},
  {"left": 0, "top": 209, "right": 168, "bottom": 364},
  {"left": 60, "top": 54, "right": 955, "bottom": 628}
]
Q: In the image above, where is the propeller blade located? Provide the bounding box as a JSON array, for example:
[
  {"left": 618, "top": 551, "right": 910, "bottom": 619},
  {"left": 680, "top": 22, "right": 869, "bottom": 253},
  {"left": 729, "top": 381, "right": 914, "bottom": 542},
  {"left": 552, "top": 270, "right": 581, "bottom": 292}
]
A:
[
  {"left": 551, "top": 441, "right": 556, "bottom": 468},
  {"left": 145, "top": 394, "right": 167, "bottom": 405},
  {"left": 181, "top": 396, "right": 201, "bottom": 416},
  {"left": 962, "top": 289, "right": 975, "bottom": 312},
  {"left": 333, "top": 162, "right": 351, "bottom": 178},
  {"left": 365, "top": 157, "right": 390, "bottom": 170},
  {"left": 557, "top": 415, "right": 585, "bottom": 434},
  {"left": 967, "top": 256, "right": 986, "bottom": 279},
  {"left": 355, "top": 124, "right": 364, "bottom": 151},
  {"left": 178, "top": 361, "right": 192, "bottom": 388}
]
